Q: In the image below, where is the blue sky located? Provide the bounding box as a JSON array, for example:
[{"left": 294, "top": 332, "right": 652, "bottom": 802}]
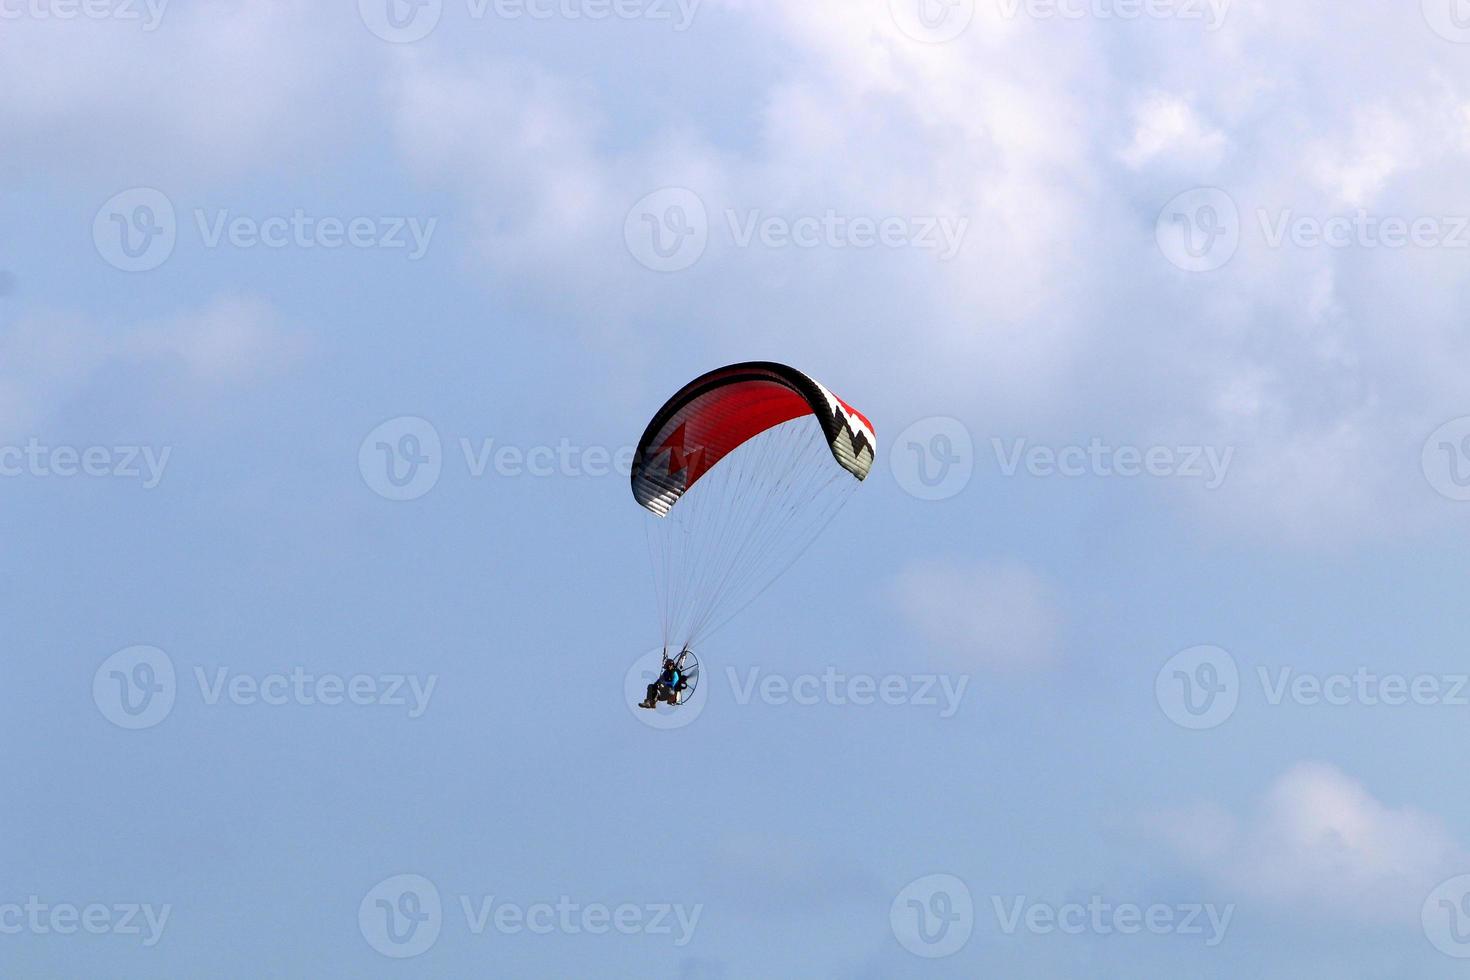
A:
[{"left": 7, "top": 0, "right": 1470, "bottom": 976}]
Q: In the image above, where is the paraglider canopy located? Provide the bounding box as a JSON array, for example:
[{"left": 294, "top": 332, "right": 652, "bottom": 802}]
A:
[
  {"left": 632, "top": 361, "right": 875, "bottom": 517},
  {"left": 632, "top": 362, "right": 875, "bottom": 650}
]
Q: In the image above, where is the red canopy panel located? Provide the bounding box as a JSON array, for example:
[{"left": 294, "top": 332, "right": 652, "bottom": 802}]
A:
[{"left": 632, "top": 362, "right": 876, "bottom": 516}]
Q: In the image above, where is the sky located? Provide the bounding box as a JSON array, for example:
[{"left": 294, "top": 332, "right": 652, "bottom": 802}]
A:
[{"left": 6, "top": 0, "right": 1470, "bottom": 975}]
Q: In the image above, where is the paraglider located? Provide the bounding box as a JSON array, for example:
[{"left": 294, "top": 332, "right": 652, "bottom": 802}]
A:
[
  {"left": 637, "top": 648, "right": 699, "bottom": 709},
  {"left": 631, "top": 362, "right": 876, "bottom": 710}
]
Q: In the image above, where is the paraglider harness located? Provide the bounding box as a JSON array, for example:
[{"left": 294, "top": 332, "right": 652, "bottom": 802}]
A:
[{"left": 639, "top": 648, "right": 694, "bottom": 709}]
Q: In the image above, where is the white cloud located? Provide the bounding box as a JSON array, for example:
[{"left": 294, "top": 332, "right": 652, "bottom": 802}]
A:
[
  {"left": 0, "top": 4, "right": 361, "bottom": 181},
  {"left": 127, "top": 294, "right": 307, "bottom": 385},
  {"left": 889, "top": 559, "right": 1061, "bottom": 670},
  {"left": 375, "top": 0, "right": 1470, "bottom": 547},
  {"left": 387, "top": 52, "right": 730, "bottom": 329},
  {"left": 1154, "top": 762, "right": 1465, "bottom": 925},
  {"left": 0, "top": 311, "right": 115, "bottom": 438},
  {"left": 1120, "top": 92, "right": 1226, "bottom": 170},
  {"left": 0, "top": 294, "right": 303, "bottom": 439},
  {"left": 382, "top": 5, "right": 1115, "bottom": 410}
]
